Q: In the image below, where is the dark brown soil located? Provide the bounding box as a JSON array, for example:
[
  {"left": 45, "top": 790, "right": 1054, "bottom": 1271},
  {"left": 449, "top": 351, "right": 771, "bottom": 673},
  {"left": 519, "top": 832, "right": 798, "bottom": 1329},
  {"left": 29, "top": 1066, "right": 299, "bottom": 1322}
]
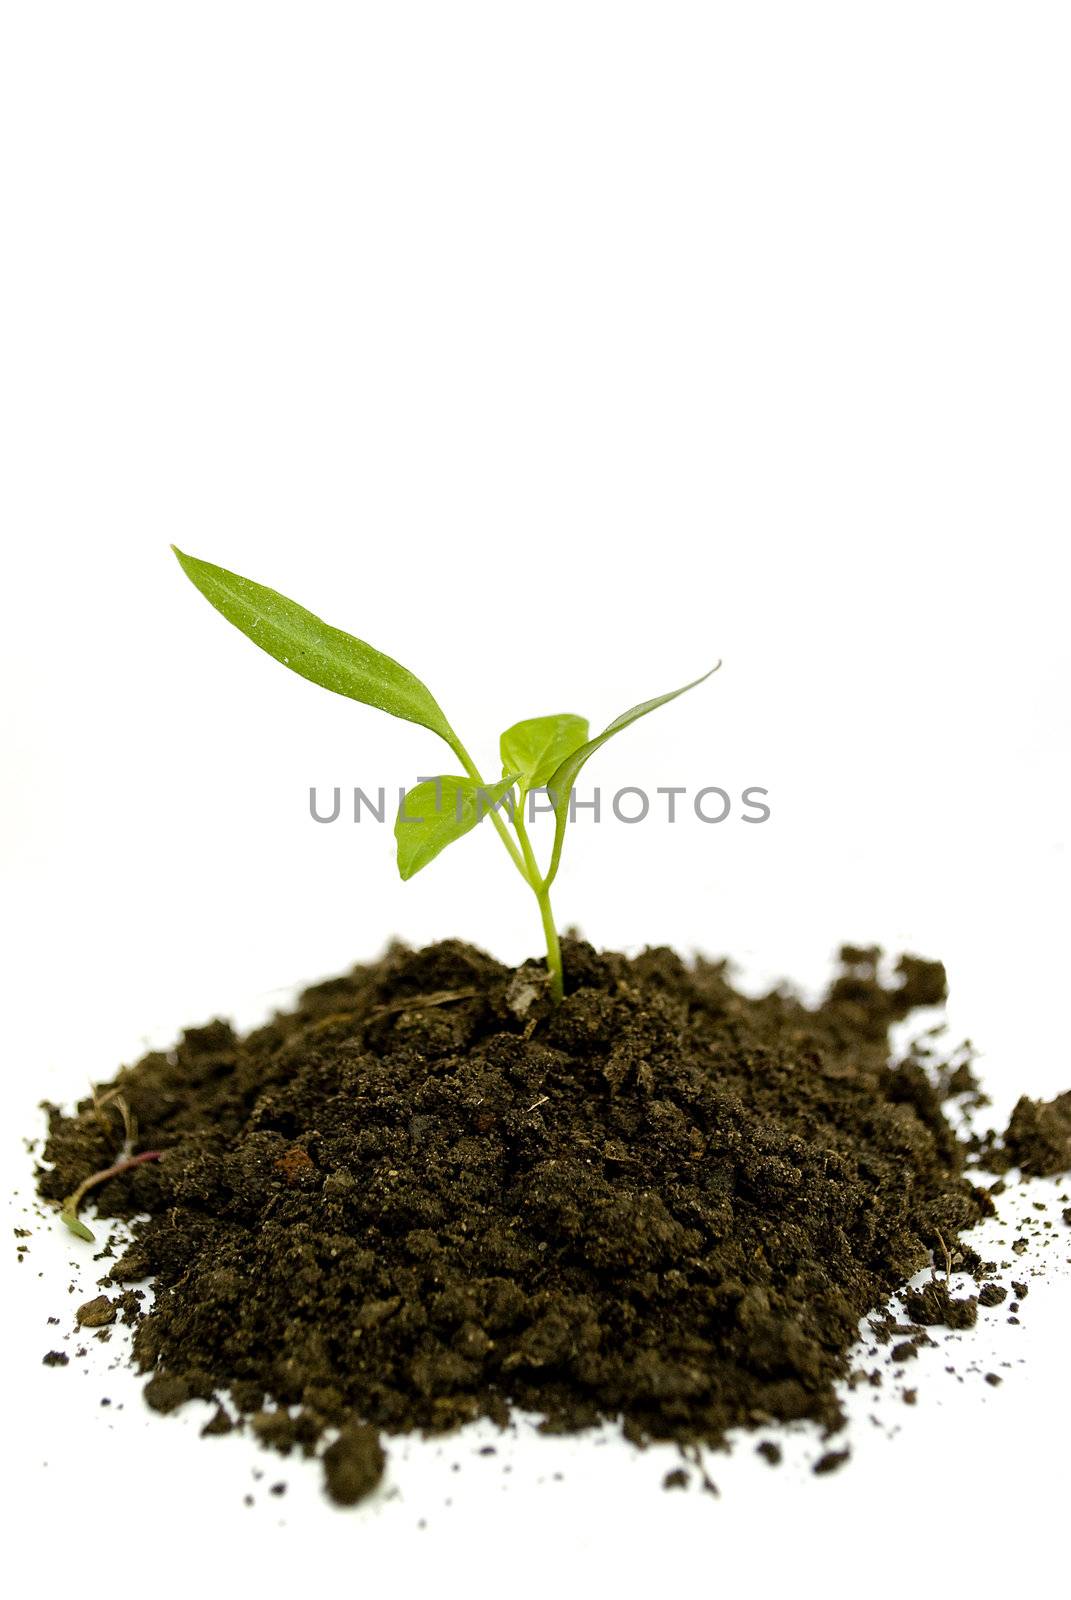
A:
[
  {"left": 1002, "top": 1091, "right": 1071, "bottom": 1175},
  {"left": 34, "top": 939, "right": 1070, "bottom": 1504}
]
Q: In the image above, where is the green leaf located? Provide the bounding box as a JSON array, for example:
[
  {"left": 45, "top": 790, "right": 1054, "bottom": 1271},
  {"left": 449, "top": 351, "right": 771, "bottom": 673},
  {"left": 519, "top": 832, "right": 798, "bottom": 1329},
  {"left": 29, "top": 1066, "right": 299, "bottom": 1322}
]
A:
[
  {"left": 500, "top": 714, "right": 589, "bottom": 790},
  {"left": 60, "top": 1209, "right": 95, "bottom": 1243},
  {"left": 395, "top": 774, "right": 518, "bottom": 880},
  {"left": 544, "top": 664, "right": 721, "bottom": 884},
  {"left": 172, "top": 547, "right": 457, "bottom": 747}
]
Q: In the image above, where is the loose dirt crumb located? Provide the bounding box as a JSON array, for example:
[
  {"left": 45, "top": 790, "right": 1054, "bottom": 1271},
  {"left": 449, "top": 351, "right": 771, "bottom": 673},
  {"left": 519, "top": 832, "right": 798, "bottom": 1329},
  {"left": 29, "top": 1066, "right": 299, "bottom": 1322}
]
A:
[
  {"left": 143, "top": 1373, "right": 192, "bottom": 1413},
  {"left": 202, "top": 1405, "right": 235, "bottom": 1437},
  {"left": 76, "top": 1295, "right": 116, "bottom": 1328},
  {"left": 903, "top": 1282, "right": 978, "bottom": 1330},
  {"left": 322, "top": 1421, "right": 385, "bottom": 1506},
  {"left": 1003, "top": 1092, "right": 1071, "bottom": 1175}
]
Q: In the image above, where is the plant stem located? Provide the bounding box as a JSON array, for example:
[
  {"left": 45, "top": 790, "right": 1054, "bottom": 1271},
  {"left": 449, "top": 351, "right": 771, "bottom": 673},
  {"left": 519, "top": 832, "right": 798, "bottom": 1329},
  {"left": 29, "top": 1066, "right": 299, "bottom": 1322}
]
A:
[
  {"left": 513, "top": 801, "right": 564, "bottom": 1002},
  {"left": 449, "top": 737, "right": 529, "bottom": 881},
  {"left": 535, "top": 881, "right": 564, "bottom": 1002},
  {"left": 447, "top": 735, "right": 564, "bottom": 1001},
  {"left": 60, "top": 1148, "right": 162, "bottom": 1243}
]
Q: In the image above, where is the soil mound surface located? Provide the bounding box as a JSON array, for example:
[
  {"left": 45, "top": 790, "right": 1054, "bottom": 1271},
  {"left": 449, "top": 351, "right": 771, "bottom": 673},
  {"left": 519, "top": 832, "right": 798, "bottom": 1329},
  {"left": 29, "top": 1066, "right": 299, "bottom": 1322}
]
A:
[{"left": 36, "top": 940, "right": 1069, "bottom": 1502}]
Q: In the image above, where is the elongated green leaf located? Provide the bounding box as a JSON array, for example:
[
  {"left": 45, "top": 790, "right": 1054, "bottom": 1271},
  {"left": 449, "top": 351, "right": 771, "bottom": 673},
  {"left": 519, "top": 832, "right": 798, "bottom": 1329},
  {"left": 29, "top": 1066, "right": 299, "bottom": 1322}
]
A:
[
  {"left": 500, "top": 713, "right": 589, "bottom": 790},
  {"left": 543, "top": 664, "right": 721, "bottom": 885},
  {"left": 395, "top": 774, "right": 517, "bottom": 880},
  {"left": 172, "top": 547, "right": 457, "bottom": 746}
]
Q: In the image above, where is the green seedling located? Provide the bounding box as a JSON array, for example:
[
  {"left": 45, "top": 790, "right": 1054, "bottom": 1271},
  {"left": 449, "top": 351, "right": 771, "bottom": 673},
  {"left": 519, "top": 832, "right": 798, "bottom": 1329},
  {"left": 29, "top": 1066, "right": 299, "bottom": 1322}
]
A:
[
  {"left": 60, "top": 1096, "right": 160, "bottom": 1242},
  {"left": 172, "top": 547, "right": 719, "bottom": 1001},
  {"left": 61, "top": 1149, "right": 162, "bottom": 1242}
]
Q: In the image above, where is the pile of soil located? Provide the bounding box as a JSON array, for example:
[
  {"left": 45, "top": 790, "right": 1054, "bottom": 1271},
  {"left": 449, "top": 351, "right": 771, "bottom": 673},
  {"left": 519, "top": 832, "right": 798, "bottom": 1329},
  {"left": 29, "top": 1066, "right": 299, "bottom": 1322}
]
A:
[{"left": 35, "top": 940, "right": 1071, "bottom": 1504}]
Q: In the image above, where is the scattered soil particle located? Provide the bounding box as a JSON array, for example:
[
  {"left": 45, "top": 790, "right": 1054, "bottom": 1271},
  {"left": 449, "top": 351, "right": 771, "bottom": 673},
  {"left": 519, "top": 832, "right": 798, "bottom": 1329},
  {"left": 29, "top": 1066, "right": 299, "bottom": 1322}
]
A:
[
  {"left": 756, "top": 1441, "right": 782, "bottom": 1465},
  {"left": 201, "top": 1405, "right": 235, "bottom": 1437},
  {"left": 813, "top": 1448, "right": 850, "bottom": 1475},
  {"left": 984, "top": 1373, "right": 1002, "bottom": 1387},
  {"left": 31, "top": 939, "right": 1071, "bottom": 1501},
  {"left": 1003, "top": 1093, "right": 1071, "bottom": 1175},
  {"left": 978, "top": 1283, "right": 1007, "bottom": 1308},
  {"left": 663, "top": 1467, "right": 690, "bottom": 1490},
  {"left": 902, "top": 1282, "right": 978, "bottom": 1330},
  {"left": 76, "top": 1295, "right": 116, "bottom": 1328},
  {"left": 143, "top": 1373, "right": 193, "bottom": 1414},
  {"left": 322, "top": 1420, "right": 386, "bottom": 1506},
  {"left": 42, "top": 1350, "right": 68, "bottom": 1367}
]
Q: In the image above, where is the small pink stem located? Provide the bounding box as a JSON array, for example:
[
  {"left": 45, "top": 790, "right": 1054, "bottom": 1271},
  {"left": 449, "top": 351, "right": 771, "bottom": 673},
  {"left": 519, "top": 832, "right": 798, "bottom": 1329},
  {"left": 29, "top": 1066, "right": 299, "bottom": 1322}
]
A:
[
  {"left": 90, "top": 1150, "right": 162, "bottom": 1185},
  {"left": 62, "top": 1148, "right": 164, "bottom": 1241}
]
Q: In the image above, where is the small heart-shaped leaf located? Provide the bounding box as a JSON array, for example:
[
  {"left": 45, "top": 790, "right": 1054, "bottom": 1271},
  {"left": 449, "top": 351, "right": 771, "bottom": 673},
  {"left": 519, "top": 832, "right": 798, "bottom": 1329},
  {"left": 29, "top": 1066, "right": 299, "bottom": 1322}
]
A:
[
  {"left": 500, "top": 714, "right": 589, "bottom": 790},
  {"left": 395, "top": 775, "right": 518, "bottom": 880}
]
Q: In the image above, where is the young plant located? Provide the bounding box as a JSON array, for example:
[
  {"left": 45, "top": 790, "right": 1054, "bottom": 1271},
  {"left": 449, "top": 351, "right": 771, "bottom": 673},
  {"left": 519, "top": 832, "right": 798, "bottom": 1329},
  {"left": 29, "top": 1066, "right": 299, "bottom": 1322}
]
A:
[
  {"left": 60, "top": 1092, "right": 161, "bottom": 1242},
  {"left": 172, "top": 548, "right": 719, "bottom": 1001}
]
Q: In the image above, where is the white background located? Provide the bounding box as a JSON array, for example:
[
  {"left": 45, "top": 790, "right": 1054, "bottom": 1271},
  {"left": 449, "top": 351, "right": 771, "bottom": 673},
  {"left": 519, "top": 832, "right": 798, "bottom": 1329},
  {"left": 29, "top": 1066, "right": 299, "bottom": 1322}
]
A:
[{"left": 2, "top": 5, "right": 1069, "bottom": 1597}]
